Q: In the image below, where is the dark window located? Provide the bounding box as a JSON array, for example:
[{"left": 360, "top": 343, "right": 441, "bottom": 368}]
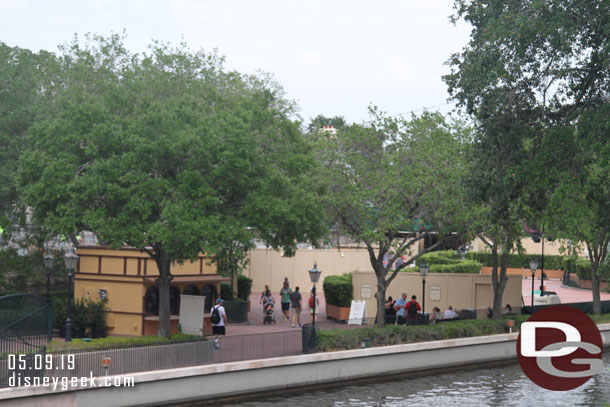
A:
[
  {"left": 144, "top": 286, "right": 159, "bottom": 316},
  {"left": 170, "top": 286, "right": 181, "bottom": 315},
  {"left": 183, "top": 285, "right": 200, "bottom": 296},
  {"left": 201, "top": 285, "right": 218, "bottom": 313}
]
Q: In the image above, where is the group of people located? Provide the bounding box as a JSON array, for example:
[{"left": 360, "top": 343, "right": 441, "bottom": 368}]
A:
[
  {"left": 384, "top": 294, "right": 463, "bottom": 325},
  {"left": 259, "top": 278, "right": 319, "bottom": 328}
]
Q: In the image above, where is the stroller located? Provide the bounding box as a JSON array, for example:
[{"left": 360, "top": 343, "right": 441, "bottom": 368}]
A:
[{"left": 263, "top": 301, "right": 276, "bottom": 324}]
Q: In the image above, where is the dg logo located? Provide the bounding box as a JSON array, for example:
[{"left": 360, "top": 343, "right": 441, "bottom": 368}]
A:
[{"left": 517, "top": 305, "right": 603, "bottom": 391}]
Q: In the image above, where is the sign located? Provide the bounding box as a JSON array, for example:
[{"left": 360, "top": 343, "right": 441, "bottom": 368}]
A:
[
  {"left": 360, "top": 284, "right": 372, "bottom": 299},
  {"left": 178, "top": 295, "right": 206, "bottom": 336},
  {"left": 429, "top": 286, "right": 441, "bottom": 301},
  {"left": 517, "top": 305, "right": 603, "bottom": 391},
  {"left": 348, "top": 300, "right": 368, "bottom": 325}
]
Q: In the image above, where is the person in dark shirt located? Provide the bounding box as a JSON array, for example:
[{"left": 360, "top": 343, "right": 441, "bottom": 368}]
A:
[
  {"left": 405, "top": 295, "right": 421, "bottom": 325},
  {"left": 290, "top": 286, "right": 302, "bottom": 327}
]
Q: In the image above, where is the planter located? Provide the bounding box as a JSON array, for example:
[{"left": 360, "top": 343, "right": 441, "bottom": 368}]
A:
[
  {"left": 223, "top": 300, "right": 248, "bottom": 323},
  {"left": 326, "top": 304, "right": 351, "bottom": 321}
]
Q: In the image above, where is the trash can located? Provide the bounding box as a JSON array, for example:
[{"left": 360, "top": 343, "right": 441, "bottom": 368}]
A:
[{"left": 301, "top": 323, "right": 318, "bottom": 354}]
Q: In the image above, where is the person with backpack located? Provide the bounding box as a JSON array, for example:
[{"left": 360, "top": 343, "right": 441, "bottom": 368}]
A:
[
  {"left": 308, "top": 288, "right": 319, "bottom": 318},
  {"left": 394, "top": 292, "right": 408, "bottom": 325},
  {"left": 405, "top": 295, "right": 421, "bottom": 325},
  {"left": 210, "top": 298, "right": 228, "bottom": 349}
]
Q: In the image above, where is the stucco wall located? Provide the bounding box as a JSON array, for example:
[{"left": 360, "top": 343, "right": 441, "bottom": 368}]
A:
[{"left": 352, "top": 271, "right": 522, "bottom": 316}]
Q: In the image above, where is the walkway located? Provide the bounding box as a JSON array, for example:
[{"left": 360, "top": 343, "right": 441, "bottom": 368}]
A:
[{"left": 521, "top": 277, "right": 610, "bottom": 305}]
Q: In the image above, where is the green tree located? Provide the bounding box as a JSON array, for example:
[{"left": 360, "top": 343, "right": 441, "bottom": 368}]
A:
[
  {"left": 319, "top": 109, "right": 472, "bottom": 326},
  {"left": 445, "top": 0, "right": 610, "bottom": 314},
  {"left": 19, "top": 35, "right": 326, "bottom": 337},
  {"left": 548, "top": 106, "right": 610, "bottom": 314}
]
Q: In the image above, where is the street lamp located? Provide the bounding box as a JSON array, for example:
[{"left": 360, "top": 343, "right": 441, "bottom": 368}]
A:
[
  {"left": 64, "top": 250, "right": 79, "bottom": 342},
  {"left": 529, "top": 258, "right": 538, "bottom": 307},
  {"left": 43, "top": 253, "right": 54, "bottom": 299},
  {"left": 308, "top": 263, "right": 322, "bottom": 328},
  {"left": 419, "top": 260, "right": 429, "bottom": 313}
]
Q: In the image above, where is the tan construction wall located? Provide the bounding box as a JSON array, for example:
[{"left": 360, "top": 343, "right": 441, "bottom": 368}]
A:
[
  {"left": 352, "top": 271, "right": 522, "bottom": 317},
  {"left": 245, "top": 248, "right": 373, "bottom": 292}
]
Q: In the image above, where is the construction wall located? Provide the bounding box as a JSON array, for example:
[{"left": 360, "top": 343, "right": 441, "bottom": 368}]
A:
[
  {"left": 245, "top": 248, "right": 373, "bottom": 292},
  {"left": 351, "top": 271, "right": 522, "bottom": 318}
]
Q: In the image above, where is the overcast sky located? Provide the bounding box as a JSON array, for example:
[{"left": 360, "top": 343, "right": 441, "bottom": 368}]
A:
[{"left": 1, "top": 0, "right": 471, "bottom": 125}]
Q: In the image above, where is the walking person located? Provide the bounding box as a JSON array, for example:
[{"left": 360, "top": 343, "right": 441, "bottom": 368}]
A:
[
  {"left": 279, "top": 280, "right": 292, "bottom": 322},
  {"left": 308, "top": 287, "right": 319, "bottom": 320},
  {"left": 210, "top": 298, "right": 228, "bottom": 349},
  {"left": 290, "top": 286, "right": 302, "bottom": 327},
  {"left": 259, "top": 284, "right": 270, "bottom": 305}
]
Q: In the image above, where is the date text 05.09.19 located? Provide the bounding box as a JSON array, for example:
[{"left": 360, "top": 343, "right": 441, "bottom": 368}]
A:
[{"left": 8, "top": 354, "right": 75, "bottom": 371}]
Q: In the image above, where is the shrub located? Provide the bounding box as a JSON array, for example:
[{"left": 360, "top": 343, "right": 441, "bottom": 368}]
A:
[
  {"left": 466, "top": 251, "right": 564, "bottom": 270},
  {"left": 323, "top": 273, "right": 353, "bottom": 307},
  {"left": 402, "top": 260, "right": 482, "bottom": 274},
  {"left": 47, "top": 333, "right": 204, "bottom": 352},
  {"left": 237, "top": 274, "right": 253, "bottom": 300},
  {"left": 220, "top": 283, "right": 234, "bottom": 300},
  {"left": 416, "top": 250, "right": 461, "bottom": 265},
  {"left": 316, "top": 315, "right": 529, "bottom": 351}
]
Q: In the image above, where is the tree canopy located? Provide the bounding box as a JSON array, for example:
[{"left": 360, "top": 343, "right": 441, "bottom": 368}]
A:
[
  {"left": 18, "top": 35, "right": 326, "bottom": 336},
  {"left": 319, "top": 109, "right": 472, "bottom": 325}
]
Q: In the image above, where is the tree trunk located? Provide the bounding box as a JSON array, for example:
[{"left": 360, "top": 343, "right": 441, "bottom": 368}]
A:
[
  {"left": 490, "top": 242, "right": 509, "bottom": 319},
  {"left": 155, "top": 252, "right": 173, "bottom": 338},
  {"left": 375, "top": 274, "right": 387, "bottom": 327},
  {"left": 591, "top": 263, "right": 601, "bottom": 315}
]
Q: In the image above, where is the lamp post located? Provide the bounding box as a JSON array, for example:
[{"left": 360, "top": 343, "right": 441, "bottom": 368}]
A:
[
  {"left": 43, "top": 253, "right": 54, "bottom": 299},
  {"left": 419, "top": 260, "right": 429, "bottom": 313},
  {"left": 64, "top": 250, "right": 79, "bottom": 342},
  {"left": 530, "top": 258, "right": 538, "bottom": 307},
  {"left": 308, "top": 263, "right": 322, "bottom": 328}
]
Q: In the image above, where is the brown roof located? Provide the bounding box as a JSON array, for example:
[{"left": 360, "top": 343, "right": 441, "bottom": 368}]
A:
[{"left": 143, "top": 275, "right": 230, "bottom": 284}]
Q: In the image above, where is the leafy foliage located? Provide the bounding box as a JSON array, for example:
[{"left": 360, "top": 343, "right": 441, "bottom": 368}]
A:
[
  {"left": 317, "top": 316, "right": 528, "bottom": 351},
  {"left": 237, "top": 274, "right": 253, "bottom": 301},
  {"left": 322, "top": 273, "right": 353, "bottom": 307},
  {"left": 319, "top": 109, "right": 472, "bottom": 325}
]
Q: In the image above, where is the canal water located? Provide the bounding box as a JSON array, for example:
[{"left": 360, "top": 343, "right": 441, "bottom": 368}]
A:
[{"left": 214, "top": 353, "right": 610, "bottom": 407}]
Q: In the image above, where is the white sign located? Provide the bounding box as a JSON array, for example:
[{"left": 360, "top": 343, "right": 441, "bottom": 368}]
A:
[
  {"left": 178, "top": 295, "right": 206, "bottom": 336},
  {"left": 348, "top": 300, "right": 368, "bottom": 325},
  {"left": 360, "top": 284, "right": 372, "bottom": 299},
  {"left": 430, "top": 286, "right": 441, "bottom": 301}
]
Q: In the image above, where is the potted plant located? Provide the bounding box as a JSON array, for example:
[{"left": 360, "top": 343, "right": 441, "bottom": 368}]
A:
[
  {"left": 86, "top": 298, "right": 108, "bottom": 338},
  {"left": 220, "top": 282, "right": 248, "bottom": 323},
  {"left": 323, "top": 273, "right": 353, "bottom": 320},
  {"left": 237, "top": 274, "right": 253, "bottom": 311}
]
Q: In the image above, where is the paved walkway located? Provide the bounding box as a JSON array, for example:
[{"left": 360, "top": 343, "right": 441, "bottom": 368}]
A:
[
  {"left": 225, "top": 291, "right": 327, "bottom": 336},
  {"left": 521, "top": 277, "right": 610, "bottom": 305}
]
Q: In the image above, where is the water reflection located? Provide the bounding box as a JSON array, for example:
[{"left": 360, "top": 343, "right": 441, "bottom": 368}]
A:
[{"left": 219, "top": 353, "right": 610, "bottom": 407}]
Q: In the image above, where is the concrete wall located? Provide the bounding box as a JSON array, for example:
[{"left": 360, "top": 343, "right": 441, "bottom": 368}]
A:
[
  {"left": 246, "top": 248, "right": 373, "bottom": 292},
  {"left": 3, "top": 324, "right": 609, "bottom": 407},
  {"left": 352, "top": 271, "right": 522, "bottom": 316}
]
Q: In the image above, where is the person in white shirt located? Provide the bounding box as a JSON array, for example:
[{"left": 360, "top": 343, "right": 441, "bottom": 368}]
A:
[
  {"left": 443, "top": 305, "right": 458, "bottom": 319},
  {"left": 211, "top": 298, "right": 228, "bottom": 349}
]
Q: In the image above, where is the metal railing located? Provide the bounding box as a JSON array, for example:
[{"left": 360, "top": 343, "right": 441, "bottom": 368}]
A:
[
  {"left": 1, "top": 306, "right": 525, "bottom": 388},
  {"left": 0, "top": 294, "right": 52, "bottom": 355}
]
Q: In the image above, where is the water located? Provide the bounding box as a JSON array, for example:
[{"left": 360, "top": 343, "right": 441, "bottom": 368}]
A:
[{"left": 213, "top": 353, "right": 610, "bottom": 407}]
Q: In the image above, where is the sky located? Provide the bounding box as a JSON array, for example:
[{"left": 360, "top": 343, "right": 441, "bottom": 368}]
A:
[{"left": 0, "top": 0, "right": 472, "bottom": 125}]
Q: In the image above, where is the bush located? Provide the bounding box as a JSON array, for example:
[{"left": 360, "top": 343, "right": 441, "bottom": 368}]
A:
[
  {"left": 237, "top": 274, "right": 253, "bottom": 300},
  {"left": 323, "top": 273, "right": 353, "bottom": 307},
  {"left": 402, "top": 260, "right": 482, "bottom": 274},
  {"left": 84, "top": 298, "right": 108, "bottom": 329},
  {"left": 47, "top": 333, "right": 204, "bottom": 352},
  {"left": 466, "top": 251, "right": 564, "bottom": 270},
  {"left": 416, "top": 250, "right": 461, "bottom": 265},
  {"left": 220, "top": 283, "right": 234, "bottom": 300},
  {"left": 316, "top": 315, "right": 529, "bottom": 351}
]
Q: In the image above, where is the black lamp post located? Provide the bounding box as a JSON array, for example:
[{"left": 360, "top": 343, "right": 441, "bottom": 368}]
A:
[
  {"left": 308, "top": 263, "right": 322, "bottom": 328},
  {"left": 419, "top": 260, "right": 429, "bottom": 313},
  {"left": 530, "top": 258, "right": 538, "bottom": 307},
  {"left": 43, "top": 253, "right": 54, "bottom": 299},
  {"left": 64, "top": 250, "right": 79, "bottom": 342}
]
